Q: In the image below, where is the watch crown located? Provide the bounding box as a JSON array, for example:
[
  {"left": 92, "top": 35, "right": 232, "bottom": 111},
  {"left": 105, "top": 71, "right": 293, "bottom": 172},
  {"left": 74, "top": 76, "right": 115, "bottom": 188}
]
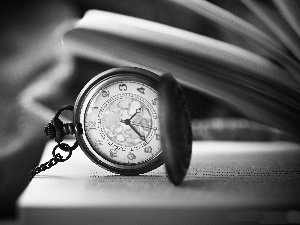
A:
[{"left": 44, "top": 122, "right": 56, "bottom": 139}]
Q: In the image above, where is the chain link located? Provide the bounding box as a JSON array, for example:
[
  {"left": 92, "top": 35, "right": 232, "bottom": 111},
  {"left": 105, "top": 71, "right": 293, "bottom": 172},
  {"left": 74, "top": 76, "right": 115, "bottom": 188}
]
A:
[
  {"left": 29, "top": 141, "right": 78, "bottom": 181},
  {"left": 28, "top": 105, "right": 82, "bottom": 181},
  {"left": 29, "top": 105, "right": 82, "bottom": 181}
]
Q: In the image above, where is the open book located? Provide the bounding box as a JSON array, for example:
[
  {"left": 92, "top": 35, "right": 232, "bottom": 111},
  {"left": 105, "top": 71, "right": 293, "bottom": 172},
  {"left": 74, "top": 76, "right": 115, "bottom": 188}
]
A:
[
  {"left": 19, "top": 140, "right": 300, "bottom": 224},
  {"left": 63, "top": 5, "right": 300, "bottom": 140}
]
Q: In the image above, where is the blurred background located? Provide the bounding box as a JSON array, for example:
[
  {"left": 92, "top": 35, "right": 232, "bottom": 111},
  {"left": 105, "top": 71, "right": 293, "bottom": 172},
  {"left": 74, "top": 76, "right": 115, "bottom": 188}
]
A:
[{"left": 1, "top": 0, "right": 251, "bottom": 121}]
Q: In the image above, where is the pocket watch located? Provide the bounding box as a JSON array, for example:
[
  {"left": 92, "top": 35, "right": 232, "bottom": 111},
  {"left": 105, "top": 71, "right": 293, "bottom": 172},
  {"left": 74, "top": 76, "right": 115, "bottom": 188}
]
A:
[{"left": 30, "top": 67, "right": 192, "bottom": 185}]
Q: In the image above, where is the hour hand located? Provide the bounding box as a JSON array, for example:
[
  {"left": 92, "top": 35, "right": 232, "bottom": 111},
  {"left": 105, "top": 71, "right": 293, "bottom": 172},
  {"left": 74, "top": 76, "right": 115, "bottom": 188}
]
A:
[
  {"left": 119, "top": 118, "right": 130, "bottom": 125},
  {"left": 129, "top": 107, "right": 142, "bottom": 121}
]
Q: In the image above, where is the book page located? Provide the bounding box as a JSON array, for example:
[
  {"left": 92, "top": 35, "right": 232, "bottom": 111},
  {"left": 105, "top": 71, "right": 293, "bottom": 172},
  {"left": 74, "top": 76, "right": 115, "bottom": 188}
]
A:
[
  {"left": 20, "top": 140, "right": 300, "bottom": 208},
  {"left": 18, "top": 140, "right": 300, "bottom": 225},
  {"left": 63, "top": 10, "right": 300, "bottom": 137}
]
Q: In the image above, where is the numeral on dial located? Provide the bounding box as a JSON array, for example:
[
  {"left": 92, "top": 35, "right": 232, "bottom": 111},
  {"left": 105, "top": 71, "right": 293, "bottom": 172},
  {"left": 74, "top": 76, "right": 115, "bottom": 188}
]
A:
[
  {"left": 127, "top": 152, "right": 136, "bottom": 160},
  {"left": 155, "top": 134, "right": 161, "bottom": 140},
  {"left": 119, "top": 84, "right": 127, "bottom": 91},
  {"left": 102, "top": 90, "right": 110, "bottom": 97},
  {"left": 95, "top": 139, "right": 103, "bottom": 146},
  {"left": 144, "top": 146, "right": 152, "bottom": 154},
  {"left": 152, "top": 98, "right": 159, "bottom": 105},
  {"left": 87, "top": 121, "right": 96, "bottom": 129},
  {"left": 110, "top": 149, "right": 117, "bottom": 158},
  {"left": 137, "top": 87, "right": 145, "bottom": 94}
]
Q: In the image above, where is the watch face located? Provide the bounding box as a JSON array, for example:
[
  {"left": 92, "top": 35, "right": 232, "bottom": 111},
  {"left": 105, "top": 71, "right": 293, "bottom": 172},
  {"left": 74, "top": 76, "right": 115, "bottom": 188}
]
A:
[{"left": 74, "top": 68, "right": 163, "bottom": 175}]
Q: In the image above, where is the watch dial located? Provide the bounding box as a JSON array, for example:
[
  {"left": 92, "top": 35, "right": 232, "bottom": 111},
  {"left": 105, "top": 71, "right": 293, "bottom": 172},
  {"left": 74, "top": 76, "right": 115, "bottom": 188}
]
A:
[
  {"left": 102, "top": 98, "right": 152, "bottom": 147},
  {"left": 84, "top": 78, "right": 161, "bottom": 165}
]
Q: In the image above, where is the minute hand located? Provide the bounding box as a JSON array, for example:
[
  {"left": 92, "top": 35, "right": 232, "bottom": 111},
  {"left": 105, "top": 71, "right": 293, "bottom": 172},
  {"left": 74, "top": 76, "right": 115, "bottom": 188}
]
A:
[
  {"left": 128, "top": 123, "right": 146, "bottom": 141},
  {"left": 130, "top": 122, "right": 156, "bottom": 131}
]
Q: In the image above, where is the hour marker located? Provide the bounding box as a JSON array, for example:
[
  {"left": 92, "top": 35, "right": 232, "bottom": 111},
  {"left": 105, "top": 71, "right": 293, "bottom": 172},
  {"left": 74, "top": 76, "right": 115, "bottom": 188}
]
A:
[
  {"left": 110, "top": 149, "right": 117, "bottom": 158},
  {"left": 127, "top": 152, "right": 136, "bottom": 160},
  {"left": 137, "top": 87, "right": 145, "bottom": 94}
]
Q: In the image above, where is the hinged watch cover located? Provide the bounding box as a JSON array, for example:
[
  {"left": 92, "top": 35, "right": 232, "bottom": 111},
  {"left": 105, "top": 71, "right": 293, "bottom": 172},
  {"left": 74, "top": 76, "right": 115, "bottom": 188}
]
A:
[{"left": 158, "top": 73, "right": 193, "bottom": 185}]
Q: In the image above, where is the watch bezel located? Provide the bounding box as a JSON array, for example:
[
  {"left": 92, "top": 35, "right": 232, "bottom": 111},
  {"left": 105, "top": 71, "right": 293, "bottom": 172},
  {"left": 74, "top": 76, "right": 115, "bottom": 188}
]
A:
[{"left": 73, "top": 67, "right": 164, "bottom": 175}]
